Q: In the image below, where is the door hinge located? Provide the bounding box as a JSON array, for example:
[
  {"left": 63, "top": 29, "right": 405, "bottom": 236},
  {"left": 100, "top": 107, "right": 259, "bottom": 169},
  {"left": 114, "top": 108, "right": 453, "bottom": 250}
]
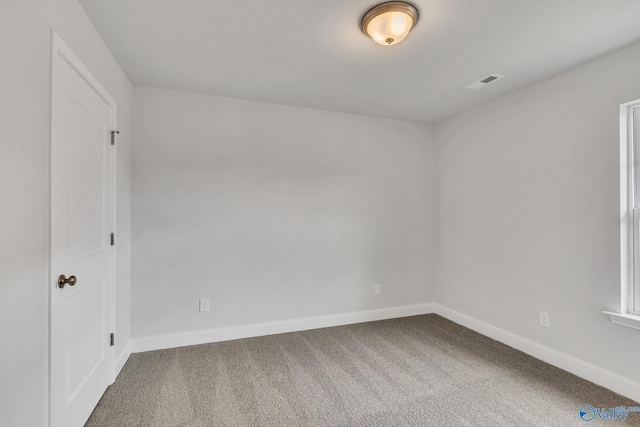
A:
[
  {"left": 111, "top": 130, "right": 119, "bottom": 146},
  {"left": 110, "top": 333, "right": 114, "bottom": 347},
  {"left": 110, "top": 232, "right": 115, "bottom": 246}
]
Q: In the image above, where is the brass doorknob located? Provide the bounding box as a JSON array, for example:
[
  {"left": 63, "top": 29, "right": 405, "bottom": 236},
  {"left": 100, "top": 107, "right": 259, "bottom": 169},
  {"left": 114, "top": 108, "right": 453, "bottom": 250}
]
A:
[{"left": 58, "top": 275, "right": 77, "bottom": 288}]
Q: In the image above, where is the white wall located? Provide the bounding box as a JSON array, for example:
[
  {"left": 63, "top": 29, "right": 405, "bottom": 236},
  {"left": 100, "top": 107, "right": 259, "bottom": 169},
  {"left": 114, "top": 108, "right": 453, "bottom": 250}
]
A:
[
  {"left": 0, "top": 1, "right": 132, "bottom": 425},
  {"left": 435, "top": 40, "right": 640, "bottom": 384},
  {"left": 132, "top": 87, "right": 435, "bottom": 339}
]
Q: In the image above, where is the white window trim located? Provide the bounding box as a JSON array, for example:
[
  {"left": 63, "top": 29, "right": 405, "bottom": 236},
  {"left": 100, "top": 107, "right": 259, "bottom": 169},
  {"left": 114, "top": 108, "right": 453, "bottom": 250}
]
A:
[{"left": 604, "top": 100, "right": 640, "bottom": 331}]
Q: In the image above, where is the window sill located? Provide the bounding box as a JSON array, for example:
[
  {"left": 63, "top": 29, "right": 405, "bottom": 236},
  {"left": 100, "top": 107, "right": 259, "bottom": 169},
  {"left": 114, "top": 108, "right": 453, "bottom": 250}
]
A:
[{"left": 603, "top": 311, "right": 640, "bottom": 331}]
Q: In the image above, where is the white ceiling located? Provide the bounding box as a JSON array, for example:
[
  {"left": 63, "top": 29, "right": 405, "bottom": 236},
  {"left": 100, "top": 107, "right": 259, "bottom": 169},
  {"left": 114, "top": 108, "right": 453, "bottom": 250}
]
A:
[{"left": 79, "top": 0, "right": 640, "bottom": 123}]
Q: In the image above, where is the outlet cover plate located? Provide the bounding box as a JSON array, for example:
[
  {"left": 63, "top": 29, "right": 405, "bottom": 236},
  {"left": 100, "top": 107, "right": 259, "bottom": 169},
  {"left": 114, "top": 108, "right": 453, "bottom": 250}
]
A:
[{"left": 539, "top": 311, "right": 550, "bottom": 328}]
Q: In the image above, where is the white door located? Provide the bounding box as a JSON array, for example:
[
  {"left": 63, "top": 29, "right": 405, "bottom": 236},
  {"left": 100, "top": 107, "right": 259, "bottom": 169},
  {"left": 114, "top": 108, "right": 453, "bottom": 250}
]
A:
[{"left": 51, "top": 34, "right": 116, "bottom": 427}]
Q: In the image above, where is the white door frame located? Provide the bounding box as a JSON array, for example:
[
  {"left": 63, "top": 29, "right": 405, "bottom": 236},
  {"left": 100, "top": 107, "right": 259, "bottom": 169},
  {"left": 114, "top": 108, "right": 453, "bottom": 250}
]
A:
[{"left": 49, "top": 31, "right": 118, "bottom": 425}]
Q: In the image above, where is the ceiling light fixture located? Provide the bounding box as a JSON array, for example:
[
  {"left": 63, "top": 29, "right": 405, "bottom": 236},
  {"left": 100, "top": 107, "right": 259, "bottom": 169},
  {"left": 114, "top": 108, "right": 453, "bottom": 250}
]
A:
[{"left": 361, "top": 1, "right": 419, "bottom": 46}]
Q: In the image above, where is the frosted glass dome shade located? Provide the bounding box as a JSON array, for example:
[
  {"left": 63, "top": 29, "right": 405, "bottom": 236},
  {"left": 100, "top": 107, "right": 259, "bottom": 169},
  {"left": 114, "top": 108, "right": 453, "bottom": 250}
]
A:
[{"left": 361, "top": 2, "right": 419, "bottom": 46}]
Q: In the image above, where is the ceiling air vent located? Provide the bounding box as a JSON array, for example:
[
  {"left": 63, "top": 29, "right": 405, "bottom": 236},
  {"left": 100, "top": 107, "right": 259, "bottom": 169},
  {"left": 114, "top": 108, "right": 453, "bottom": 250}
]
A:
[{"left": 464, "top": 74, "right": 504, "bottom": 91}]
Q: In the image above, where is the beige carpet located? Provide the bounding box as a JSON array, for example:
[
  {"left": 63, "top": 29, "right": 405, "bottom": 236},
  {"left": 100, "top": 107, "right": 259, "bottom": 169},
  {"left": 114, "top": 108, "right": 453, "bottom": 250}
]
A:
[{"left": 87, "top": 315, "right": 640, "bottom": 426}]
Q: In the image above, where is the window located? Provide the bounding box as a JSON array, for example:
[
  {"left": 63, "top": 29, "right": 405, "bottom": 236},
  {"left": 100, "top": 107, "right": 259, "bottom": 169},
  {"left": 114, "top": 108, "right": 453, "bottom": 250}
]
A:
[
  {"left": 605, "top": 101, "right": 640, "bottom": 330},
  {"left": 631, "top": 104, "right": 640, "bottom": 316}
]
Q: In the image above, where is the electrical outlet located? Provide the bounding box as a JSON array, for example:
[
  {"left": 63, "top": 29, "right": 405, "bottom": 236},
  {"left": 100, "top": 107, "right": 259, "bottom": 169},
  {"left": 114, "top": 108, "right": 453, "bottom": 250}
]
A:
[
  {"left": 539, "top": 311, "right": 550, "bottom": 328},
  {"left": 374, "top": 284, "right": 382, "bottom": 296},
  {"left": 199, "top": 298, "right": 210, "bottom": 313}
]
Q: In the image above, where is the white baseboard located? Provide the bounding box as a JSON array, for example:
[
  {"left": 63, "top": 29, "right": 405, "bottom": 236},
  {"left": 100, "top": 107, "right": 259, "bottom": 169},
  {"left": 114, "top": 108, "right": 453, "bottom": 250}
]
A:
[
  {"left": 113, "top": 340, "right": 131, "bottom": 382},
  {"left": 129, "top": 301, "right": 640, "bottom": 403},
  {"left": 432, "top": 303, "right": 640, "bottom": 403},
  {"left": 131, "top": 303, "right": 435, "bottom": 353}
]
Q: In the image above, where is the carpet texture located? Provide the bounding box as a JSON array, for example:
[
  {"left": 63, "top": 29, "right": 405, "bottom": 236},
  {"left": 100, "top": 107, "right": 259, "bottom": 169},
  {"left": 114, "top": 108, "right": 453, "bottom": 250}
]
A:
[{"left": 87, "top": 315, "right": 640, "bottom": 426}]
